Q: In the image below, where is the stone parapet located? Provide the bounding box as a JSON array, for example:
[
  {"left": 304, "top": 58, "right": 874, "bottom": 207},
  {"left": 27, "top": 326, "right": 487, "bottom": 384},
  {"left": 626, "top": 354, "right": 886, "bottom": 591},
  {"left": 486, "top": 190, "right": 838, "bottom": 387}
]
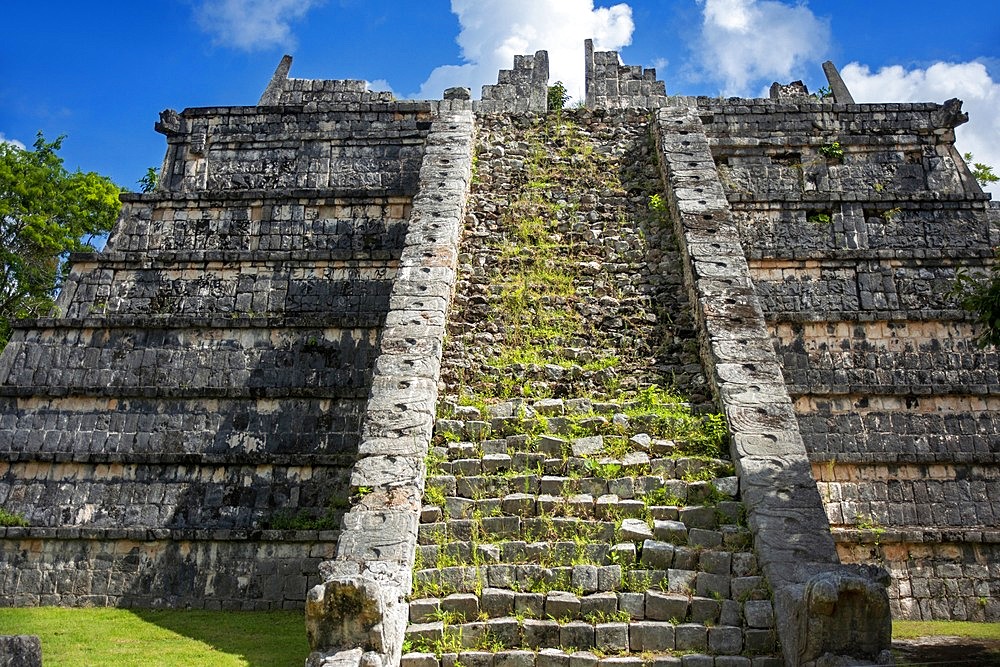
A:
[
  {"left": 305, "top": 111, "right": 475, "bottom": 667},
  {"left": 654, "top": 102, "right": 891, "bottom": 666}
]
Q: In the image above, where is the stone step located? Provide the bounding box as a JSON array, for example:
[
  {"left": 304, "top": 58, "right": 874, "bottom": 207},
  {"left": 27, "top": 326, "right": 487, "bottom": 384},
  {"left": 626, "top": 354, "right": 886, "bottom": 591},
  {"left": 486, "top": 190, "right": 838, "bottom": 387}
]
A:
[
  {"left": 411, "top": 558, "right": 764, "bottom": 599},
  {"left": 434, "top": 419, "right": 722, "bottom": 448},
  {"left": 416, "top": 531, "right": 752, "bottom": 569},
  {"left": 418, "top": 501, "right": 743, "bottom": 534},
  {"left": 402, "top": 649, "right": 782, "bottom": 667},
  {"left": 429, "top": 452, "right": 732, "bottom": 478},
  {"left": 403, "top": 612, "right": 777, "bottom": 656},
  {"left": 409, "top": 584, "right": 771, "bottom": 627},
  {"left": 424, "top": 475, "right": 738, "bottom": 507}
]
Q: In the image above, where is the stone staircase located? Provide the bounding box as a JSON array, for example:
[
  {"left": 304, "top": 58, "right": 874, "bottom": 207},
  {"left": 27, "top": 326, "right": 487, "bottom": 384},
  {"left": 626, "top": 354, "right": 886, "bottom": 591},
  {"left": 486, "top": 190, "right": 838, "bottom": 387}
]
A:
[
  {"left": 402, "top": 402, "right": 778, "bottom": 666},
  {"left": 400, "top": 109, "right": 782, "bottom": 665}
]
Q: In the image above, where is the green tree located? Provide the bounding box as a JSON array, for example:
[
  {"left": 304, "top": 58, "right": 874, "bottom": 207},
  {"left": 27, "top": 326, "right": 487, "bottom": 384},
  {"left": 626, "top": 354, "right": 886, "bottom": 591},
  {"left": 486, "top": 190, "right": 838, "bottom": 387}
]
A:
[
  {"left": 138, "top": 166, "right": 159, "bottom": 193},
  {"left": 964, "top": 152, "right": 999, "bottom": 187},
  {"left": 0, "top": 133, "right": 121, "bottom": 348},
  {"left": 952, "top": 253, "right": 1000, "bottom": 348},
  {"left": 547, "top": 81, "right": 569, "bottom": 112},
  {"left": 951, "top": 154, "right": 1000, "bottom": 347}
]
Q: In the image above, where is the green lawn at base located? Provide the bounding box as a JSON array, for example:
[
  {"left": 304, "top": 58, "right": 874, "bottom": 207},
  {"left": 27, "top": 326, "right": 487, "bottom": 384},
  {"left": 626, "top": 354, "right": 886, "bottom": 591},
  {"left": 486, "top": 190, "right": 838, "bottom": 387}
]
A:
[
  {"left": 0, "top": 608, "right": 309, "bottom": 666},
  {"left": 894, "top": 620, "right": 1000, "bottom": 641}
]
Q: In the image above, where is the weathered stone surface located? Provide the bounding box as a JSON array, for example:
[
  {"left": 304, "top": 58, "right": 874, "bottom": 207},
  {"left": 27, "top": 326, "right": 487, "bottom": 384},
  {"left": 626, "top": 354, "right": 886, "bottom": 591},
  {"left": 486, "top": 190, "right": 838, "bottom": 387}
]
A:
[{"left": 0, "top": 635, "right": 42, "bottom": 667}]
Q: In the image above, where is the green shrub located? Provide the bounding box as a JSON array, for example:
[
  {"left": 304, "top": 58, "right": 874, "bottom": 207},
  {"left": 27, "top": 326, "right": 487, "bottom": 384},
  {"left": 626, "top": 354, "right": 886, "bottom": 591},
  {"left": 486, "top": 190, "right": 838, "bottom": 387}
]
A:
[
  {"left": 952, "top": 248, "right": 1000, "bottom": 348},
  {"left": 0, "top": 508, "right": 27, "bottom": 527}
]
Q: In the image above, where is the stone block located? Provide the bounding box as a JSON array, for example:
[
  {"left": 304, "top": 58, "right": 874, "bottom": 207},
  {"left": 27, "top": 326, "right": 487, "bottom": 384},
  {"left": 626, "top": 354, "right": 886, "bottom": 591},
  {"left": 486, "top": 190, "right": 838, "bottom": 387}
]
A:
[
  {"left": 709, "top": 625, "right": 744, "bottom": 654},
  {"left": 666, "top": 568, "right": 697, "bottom": 595},
  {"left": 481, "top": 588, "right": 515, "bottom": 617},
  {"left": 645, "top": 591, "right": 689, "bottom": 621},
  {"left": 459, "top": 651, "right": 495, "bottom": 667},
  {"left": 537, "top": 649, "right": 570, "bottom": 667},
  {"left": 442, "top": 593, "right": 480, "bottom": 620},
  {"left": 619, "top": 519, "right": 653, "bottom": 542},
  {"left": 617, "top": 592, "right": 645, "bottom": 619},
  {"left": 569, "top": 652, "right": 599, "bottom": 667},
  {"left": 695, "top": 573, "right": 730, "bottom": 599},
  {"left": 629, "top": 620, "right": 675, "bottom": 651},
  {"left": 689, "top": 597, "right": 721, "bottom": 623},
  {"left": 402, "top": 653, "right": 438, "bottom": 667},
  {"left": 495, "top": 651, "right": 535, "bottom": 667},
  {"left": 597, "top": 565, "right": 622, "bottom": 592},
  {"left": 680, "top": 656, "right": 713, "bottom": 667},
  {"left": 560, "top": 622, "right": 595, "bottom": 650},
  {"left": 546, "top": 591, "right": 582, "bottom": 619},
  {"left": 515, "top": 593, "right": 545, "bottom": 618},
  {"left": 744, "top": 628, "right": 776, "bottom": 655},
  {"left": 522, "top": 619, "right": 560, "bottom": 648},
  {"left": 743, "top": 600, "right": 773, "bottom": 629},
  {"left": 653, "top": 520, "right": 688, "bottom": 544},
  {"left": 410, "top": 598, "right": 441, "bottom": 623},
  {"left": 674, "top": 624, "right": 708, "bottom": 652},
  {"left": 0, "top": 635, "right": 42, "bottom": 667},
  {"left": 572, "top": 565, "right": 600, "bottom": 594},
  {"left": 640, "top": 540, "right": 675, "bottom": 569},
  {"left": 595, "top": 623, "right": 629, "bottom": 653}
]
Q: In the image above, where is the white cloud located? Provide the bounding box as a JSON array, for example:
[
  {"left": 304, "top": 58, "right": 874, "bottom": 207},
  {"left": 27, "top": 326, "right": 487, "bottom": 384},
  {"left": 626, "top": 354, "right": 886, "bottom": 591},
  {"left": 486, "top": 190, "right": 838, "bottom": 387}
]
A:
[
  {"left": 0, "top": 133, "right": 26, "bottom": 150},
  {"left": 842, "top": 61, "right": 1000, "bottom": 196},
  {"left": 414, "top": 0, "right": 634, "bottom": 101},
  {"left": 365, "top": 79, "right": 395, "bottom": 95},
  {"left": 194, "top": 0, "right": 325, "bottom": 51},
  {"left": 695, "top": 0, "right": 830, "bottom": 96}
]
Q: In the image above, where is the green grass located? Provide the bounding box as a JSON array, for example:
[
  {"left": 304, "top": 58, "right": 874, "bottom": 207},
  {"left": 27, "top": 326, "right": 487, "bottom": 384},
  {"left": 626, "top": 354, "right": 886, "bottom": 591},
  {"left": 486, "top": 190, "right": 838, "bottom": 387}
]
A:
[
  {"left": 894, "top": 620, "right": 1000, "bottom": 641},
  {"left": 0, "top": 608, "right": 309, "bottom": 666}
]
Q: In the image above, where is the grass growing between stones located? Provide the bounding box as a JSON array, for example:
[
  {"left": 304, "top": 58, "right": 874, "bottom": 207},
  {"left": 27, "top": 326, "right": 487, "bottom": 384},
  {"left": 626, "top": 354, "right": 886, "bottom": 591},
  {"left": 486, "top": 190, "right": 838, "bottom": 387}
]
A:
[
  {"left": 894, "top": 620, "right": 1000, "bottom": 640},
  {"left": 0, "top": 607, "right": 308, "bottom": 666}
]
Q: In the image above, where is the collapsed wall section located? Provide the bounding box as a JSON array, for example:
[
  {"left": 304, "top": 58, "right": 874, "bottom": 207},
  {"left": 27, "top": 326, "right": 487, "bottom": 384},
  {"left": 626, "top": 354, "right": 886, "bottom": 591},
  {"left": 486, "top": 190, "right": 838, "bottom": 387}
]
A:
[
  {"left": 700, "top": 95, "right": 1000, "bottom": 622},
  {"left": 0, "top": 91, "right": 436, "bottom": 609},
  {"left": 585, "top": 39, "right": 666, "bottom": 110}
]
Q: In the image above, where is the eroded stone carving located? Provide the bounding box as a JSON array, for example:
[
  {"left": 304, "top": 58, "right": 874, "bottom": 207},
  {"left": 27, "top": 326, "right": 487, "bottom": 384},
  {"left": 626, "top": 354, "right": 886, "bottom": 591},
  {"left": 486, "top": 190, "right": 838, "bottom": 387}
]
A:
[{"left": 794, "top": 566, "right": 894, "bottom": 665}]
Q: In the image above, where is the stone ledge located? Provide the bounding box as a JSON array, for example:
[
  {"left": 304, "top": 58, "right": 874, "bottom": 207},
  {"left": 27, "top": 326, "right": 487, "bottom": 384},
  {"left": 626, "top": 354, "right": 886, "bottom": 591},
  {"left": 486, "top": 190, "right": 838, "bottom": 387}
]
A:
[
  {"left": 767, "top": 309, "right": 972, "bottom": 323},
  {"left": 0, "top": 526, "right": 341, "bottom": 542},
  {"left": 832, "top": 527, "right": 1000, "bottom": 545},
  {"left": 12, "top": 314, "right": 386, "bottom": 330},
  {"left": 120, "top": 187, "right": 413, "bottom": 204},
  {"left": 0, "top": 385, "right": 370, "bottom": 399},
  {"left": 180, "top": 102, "right": 435, "bottom": 117},
  {"left": 0, "top": 450, "right": 358, "bottom": 467},
  {"left": 809, "top": 452, "right": 1000, "bottom": 466},
  {"left": 656, "top": 103, "right": 891, "bottom": 666},
  {"left": 67, "top": 250, "right": 403, "bottom": 264},
  {"left": 787, "top": 383, "right": 1000, "bottom": 398},
  {"left": 748, "top": 248, "right": 995, "bottom": 262},
  {"left": 726, "top": 190, "right": 993, "bottom": 203},
  {"left": 695, "top": 98, "right": 942, "bottom": 113}
]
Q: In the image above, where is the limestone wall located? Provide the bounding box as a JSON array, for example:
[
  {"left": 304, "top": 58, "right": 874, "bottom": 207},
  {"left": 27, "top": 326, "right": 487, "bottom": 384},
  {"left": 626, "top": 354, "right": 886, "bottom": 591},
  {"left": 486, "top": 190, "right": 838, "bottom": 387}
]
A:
[
  {"left": 0, "top": 85, "right": 439, "bottom": 610},
  {"left": 702, "top": 96, "right": 1000, "bottom": 621}
]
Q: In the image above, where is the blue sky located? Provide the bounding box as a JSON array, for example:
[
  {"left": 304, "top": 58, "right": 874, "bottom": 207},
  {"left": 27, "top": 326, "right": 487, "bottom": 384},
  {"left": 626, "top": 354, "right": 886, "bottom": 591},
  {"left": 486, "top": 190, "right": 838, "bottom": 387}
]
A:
[{"left": 2, "top": 1, "right": 998, "bottom": 194}]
